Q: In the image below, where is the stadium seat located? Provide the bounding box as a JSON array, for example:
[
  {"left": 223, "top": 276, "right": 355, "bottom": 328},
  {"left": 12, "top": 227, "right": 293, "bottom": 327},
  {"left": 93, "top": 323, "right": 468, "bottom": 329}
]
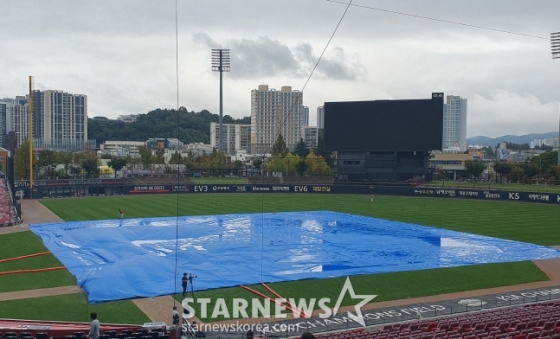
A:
[{"left": 36, "top": 333, "right": 49, "bottom": 339}]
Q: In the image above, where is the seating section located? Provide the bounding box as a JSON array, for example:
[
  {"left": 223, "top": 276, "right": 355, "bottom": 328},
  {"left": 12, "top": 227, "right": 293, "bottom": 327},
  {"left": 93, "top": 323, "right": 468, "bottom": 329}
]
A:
[
  {"left": 0, "top": 178, "right": 19, "bottom": 226},
  {"left": 312, "top": 301, "right": 560, "bottom": 339}
]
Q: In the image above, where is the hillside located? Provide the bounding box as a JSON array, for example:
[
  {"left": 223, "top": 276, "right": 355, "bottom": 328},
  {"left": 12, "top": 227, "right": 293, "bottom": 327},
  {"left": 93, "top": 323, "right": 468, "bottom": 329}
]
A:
[
  {"left": 88, "top": 108, "right": 250, "bottom": 146},
  {"left": 467, "top": 131, "right": 558, "bottom": 147}
]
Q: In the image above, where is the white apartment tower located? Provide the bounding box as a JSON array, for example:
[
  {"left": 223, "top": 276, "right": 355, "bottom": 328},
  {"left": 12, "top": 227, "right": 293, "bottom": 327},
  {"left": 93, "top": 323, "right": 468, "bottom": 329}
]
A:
[
  {"left": 1, "top": 96, "right": 30, "bottom": 145},
  {"left": 317, "top": 106, "right": 324, "bottom": 129},
  {"left": 303, "top": 106, "right": 309, "bottom": 126},
  {"left": 32, "top": 90, "right": 88, "bottom": 149},
  {"left": 443, "top": 95, "right": 467, "bottom": 152},
  {"left": 210, "top": 122, "right": 251, "bottom": 155},
  {"left": 250, "top": 85, "right": 304, "bottom": 154}
]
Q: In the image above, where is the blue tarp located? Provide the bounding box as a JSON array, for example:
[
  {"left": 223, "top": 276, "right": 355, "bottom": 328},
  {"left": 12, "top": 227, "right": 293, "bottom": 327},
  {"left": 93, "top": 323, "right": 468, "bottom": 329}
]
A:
[{"left": 30, "top": 211, "right": 560, "bottom": 303}]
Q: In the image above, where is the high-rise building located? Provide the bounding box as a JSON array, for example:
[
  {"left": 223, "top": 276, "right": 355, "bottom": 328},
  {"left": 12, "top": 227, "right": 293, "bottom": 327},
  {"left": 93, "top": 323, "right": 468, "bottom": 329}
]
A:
[
  {"left": 301, "top": 126, "right": 319, "bottom": 151},
  {"left": 443, "top": 95, "right": 467, "bottom": 152},
  {"left": 0, "top": 101, "right": 7, "bottom": 147},
  {"left": 1, "top": 96, "right": 29, "bottom": 146},
  {"left": 32, "top": 90, "right": 88, "bottom": 149},
  {"left": 2, "top": 91, "right": 90, "bottom": 150},
  {"left": 210, "top": 122, "right": 251, "bottom": 155},
  {"left": 317, "top": 106, "right": 324, "bottom": 129},
  {"left": 250, "top": 85, "right": 304, "bottom": 154},
  {"left": 303, "top": 106, "right": 309, "bottom": 126}
]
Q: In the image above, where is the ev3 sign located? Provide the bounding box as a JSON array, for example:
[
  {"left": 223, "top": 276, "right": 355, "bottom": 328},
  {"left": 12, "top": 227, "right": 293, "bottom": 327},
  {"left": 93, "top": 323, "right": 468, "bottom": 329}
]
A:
[{"left": 182, "top": 277, "right": 376, "bottom": 326}]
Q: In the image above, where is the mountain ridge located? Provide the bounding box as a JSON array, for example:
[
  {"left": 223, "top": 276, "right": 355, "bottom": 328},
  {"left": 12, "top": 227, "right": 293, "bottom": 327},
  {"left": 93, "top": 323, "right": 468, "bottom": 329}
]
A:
[{"left": 467, "top": 131, "right": 558, "bottom": 147}]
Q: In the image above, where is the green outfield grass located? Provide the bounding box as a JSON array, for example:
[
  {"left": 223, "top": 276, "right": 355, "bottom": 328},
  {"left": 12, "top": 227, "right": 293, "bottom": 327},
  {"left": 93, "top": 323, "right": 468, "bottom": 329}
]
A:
[
  {"left": 1, "top": 193, "right": 558, "bottom": 324},
  {"left": 0, "top": 232, "right": 76, "bottom": 292},
  {"left": 0, "top": 293, "right": 150, "bottom": 324}
]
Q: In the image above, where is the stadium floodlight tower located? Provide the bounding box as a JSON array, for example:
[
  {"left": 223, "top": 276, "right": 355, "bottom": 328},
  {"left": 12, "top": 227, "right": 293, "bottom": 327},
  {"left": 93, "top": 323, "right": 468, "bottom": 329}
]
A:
[
  {"left": 552, "top": 32, "right": 560, "bottom": 59},
  {"left": 553, "top": 32, "right": 560, "bottom": 165},
  {"left": 211, "top": 49, "right": 230, "bottom": 152}
]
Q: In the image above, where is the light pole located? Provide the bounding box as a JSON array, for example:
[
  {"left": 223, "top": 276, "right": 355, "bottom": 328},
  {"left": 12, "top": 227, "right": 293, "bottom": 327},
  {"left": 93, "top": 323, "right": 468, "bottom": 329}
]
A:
[
  {"left": 552, "top": 32, "right": 560, "bottom": 59},
  {"left": 211, "top": 49, "right": 230, "bottom": 152}
]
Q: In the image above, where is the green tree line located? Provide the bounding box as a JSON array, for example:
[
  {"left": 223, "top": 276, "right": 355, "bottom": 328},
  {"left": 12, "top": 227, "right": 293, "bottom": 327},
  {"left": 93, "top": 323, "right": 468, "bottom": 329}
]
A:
[
  {"left": 462, "top": 151, "right": 560, "bottom": 183},
  {"left": 88, "top": 108, "right": 251, "bottom": 145}
]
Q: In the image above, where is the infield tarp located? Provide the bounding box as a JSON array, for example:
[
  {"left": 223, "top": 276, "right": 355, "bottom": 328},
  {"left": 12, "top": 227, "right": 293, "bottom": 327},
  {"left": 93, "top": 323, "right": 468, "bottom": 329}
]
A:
[{"left": 30, "top": 211, "right": 560, "bottom": 303}]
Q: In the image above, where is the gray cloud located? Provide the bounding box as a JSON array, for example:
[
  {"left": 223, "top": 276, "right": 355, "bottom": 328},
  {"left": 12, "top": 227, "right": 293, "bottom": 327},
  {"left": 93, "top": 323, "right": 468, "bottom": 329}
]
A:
[
  {"left": 2, "top": 0, "right": 560, "bottom": 136},
  {"left": 193, "top": 32, "right": 363, "bottom": 81}
]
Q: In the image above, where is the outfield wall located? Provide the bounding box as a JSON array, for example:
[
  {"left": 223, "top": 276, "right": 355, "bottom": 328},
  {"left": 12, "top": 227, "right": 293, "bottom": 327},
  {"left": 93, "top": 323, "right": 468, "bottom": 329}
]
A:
[{"left": 13, "top": 181, "right": 560, "bottom": 205}]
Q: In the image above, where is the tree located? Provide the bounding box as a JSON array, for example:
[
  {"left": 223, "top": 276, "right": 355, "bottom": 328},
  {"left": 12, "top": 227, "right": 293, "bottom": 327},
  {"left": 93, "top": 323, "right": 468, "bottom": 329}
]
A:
[
  {"left": 305, "top": 152, "right": 331, "bottom": 176},
  {"left": 493, "top": 161, "right": 511, "bottom": 183},
  {"left": 294, "top": 138, "right": 309, "bottom": 158},
  {"left": 271, "top": 134, "right": 289, "bottom": 157},
  {"left": 69, "top": 165, "right": 82, "bottom": 178},
  {"left": 81, "top": 158, "right": 100, "bottom": 178},
  {"left": 529, "top": 151, "right": 558, "bottom": 175},
  {"left": 264, "top": 154, "right": 300, "bottom": 175},
  {"left": 126, "top": 156, "right": 140, "bottom": 170},
  {"left": 108, "top": 158, "right": 128, "bottom": 178},
  {"left": 209, "top": 149, "right": 228, "bottom": 176},
  {"left": 510, "top": 165, "right": 525, "bottom": 184},
  {"left": 483, "top": 146, "right": 494, "bottom": 159},
  {"left": 36, "top": 149, "right": 58, "bottom": 179},
  {"left": 252, "top": 158, "right": 262, "bottom": 173},
  {"left": 295, "top": 160, "right": 308, "bottom": 176},
  {"left": 57, "top": 151, "right": 75, "bottom": 178},
  {"left": 232, "top": 160, "right": 243, "bottom": 170},
  {"left": 522, "top": 163, "right": 540, "bottom": 182},
  {"left": 546, "top": 165, "right": 560, "bottom": 184},
  {"left": 464, "top": 160, "right": 486, "bottom": 181},
  {"left": 169, "top": 151, "right": 182, "bottom": 165},
  {"left": 14, "top": 138, "right": 31, "bottom": 180},
  {"left": 73, "top": 150, "right": 99, "bottom": 178},
  {"left": 138, "top": 146, "right": 153, "bottom": 170},
  {"left": 154, "top": 150, "right": 165, "bottom": 164}
]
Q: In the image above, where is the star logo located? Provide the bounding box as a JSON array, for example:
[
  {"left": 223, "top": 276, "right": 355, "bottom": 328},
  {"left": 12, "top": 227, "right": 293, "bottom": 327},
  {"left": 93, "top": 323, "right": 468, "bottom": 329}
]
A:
[{"left": 330, "top": 277, "right": 377, "bottom": 327}]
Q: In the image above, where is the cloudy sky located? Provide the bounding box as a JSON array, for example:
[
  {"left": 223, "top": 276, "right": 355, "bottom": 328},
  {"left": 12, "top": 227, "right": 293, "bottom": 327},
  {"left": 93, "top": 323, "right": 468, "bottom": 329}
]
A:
[{"left": 1, "top": 0, "right": 559, "bottom": 138}]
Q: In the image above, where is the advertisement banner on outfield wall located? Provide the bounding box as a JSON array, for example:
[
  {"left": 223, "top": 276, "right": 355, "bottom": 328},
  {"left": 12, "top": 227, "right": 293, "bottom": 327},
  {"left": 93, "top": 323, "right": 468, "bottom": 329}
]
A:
[{"left": 12, "top": 182, "right": 560, "bottom": 205}]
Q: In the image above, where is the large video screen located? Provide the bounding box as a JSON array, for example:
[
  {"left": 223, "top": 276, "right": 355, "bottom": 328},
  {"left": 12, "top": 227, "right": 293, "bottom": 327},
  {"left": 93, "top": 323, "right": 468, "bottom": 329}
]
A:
[{"left": 324, "top": 93, "right": 443, "bottom": 152}]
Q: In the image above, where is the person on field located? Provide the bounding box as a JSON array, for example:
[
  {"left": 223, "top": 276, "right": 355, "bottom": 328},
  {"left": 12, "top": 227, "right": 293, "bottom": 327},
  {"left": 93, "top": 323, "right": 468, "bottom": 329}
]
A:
[
  {"left": 182, "top": 273, "right": 189, "bottom": 297},
  {"left": 119, "top": 209, "right": 124, "bottom": 219}
]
